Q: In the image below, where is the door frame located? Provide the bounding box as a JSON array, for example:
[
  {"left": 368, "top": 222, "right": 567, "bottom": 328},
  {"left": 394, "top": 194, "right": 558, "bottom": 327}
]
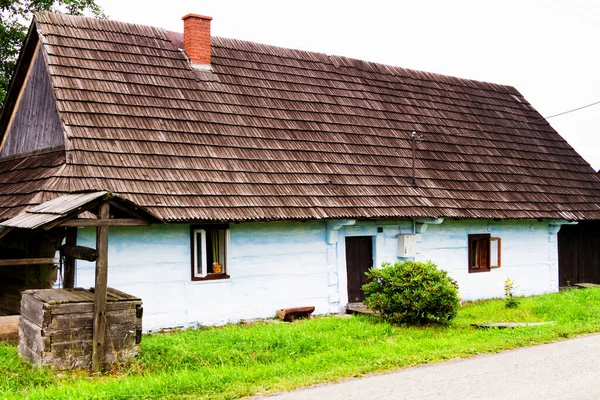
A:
[{"left": 338, "top": 232, "right": 377, "bottom": 306}]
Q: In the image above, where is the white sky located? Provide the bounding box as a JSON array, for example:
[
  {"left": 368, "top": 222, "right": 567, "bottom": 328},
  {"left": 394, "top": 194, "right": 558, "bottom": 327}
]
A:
[{"left": 96, "top": 0, "right": 600, "bottom": 171}]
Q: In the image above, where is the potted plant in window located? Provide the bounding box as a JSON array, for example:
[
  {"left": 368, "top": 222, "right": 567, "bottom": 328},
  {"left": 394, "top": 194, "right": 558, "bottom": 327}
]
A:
[{"left": 212, "top": 231, "right": 223, "bottom": 274}]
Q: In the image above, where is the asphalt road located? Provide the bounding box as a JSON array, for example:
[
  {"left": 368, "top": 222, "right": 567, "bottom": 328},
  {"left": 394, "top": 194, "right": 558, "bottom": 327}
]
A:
[{"left": 259, "top": 333, "right": 600, "bottom": 400}]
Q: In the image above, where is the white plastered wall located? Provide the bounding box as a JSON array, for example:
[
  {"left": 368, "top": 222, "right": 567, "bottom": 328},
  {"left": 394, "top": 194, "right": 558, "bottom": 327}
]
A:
[{"left": 75, "top": 219, "right": 559, "bottom": 330}]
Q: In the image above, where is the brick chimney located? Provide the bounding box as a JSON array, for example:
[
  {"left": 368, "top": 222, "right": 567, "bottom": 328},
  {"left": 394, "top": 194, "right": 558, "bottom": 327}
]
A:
[{"left": 182, "top": 14, "right": 212, "bottom": 65}]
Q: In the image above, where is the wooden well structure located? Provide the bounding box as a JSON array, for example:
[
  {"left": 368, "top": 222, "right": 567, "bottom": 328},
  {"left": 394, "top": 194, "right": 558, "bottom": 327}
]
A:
[
  {"left": 0, "top": 191, "right": 159, "bottom": 371},
  {"left": 19, "top": 287, "right": 142, "bottom": 369}
]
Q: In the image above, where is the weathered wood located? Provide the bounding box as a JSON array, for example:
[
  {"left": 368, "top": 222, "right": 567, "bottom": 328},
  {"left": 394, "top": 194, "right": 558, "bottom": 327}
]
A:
[
  {"left": 0, "top": 41, "right": 65, "bottom": 158},
  {"left": 63, "top": 228, "right": 77, "bottom": 288},
  {"left": 472, "top": 322, "right": 555, "bottom": 329},
  {"left": 0, "top": 258, "right": 58, "bottom": 266},
  {"left": 20, "top": 294, "right": 46, "bottom": 326},
  {"left": 0, "top": 315, "right": 20, "bottom": 344},
  {"left": 59, "top": 218, "right": 150, "bottom": 227},
  {"left": 276, "top": 306, "right": 315, "bottom": 322},
  {"left": 47, "top": 300, "right": 140, "bottom": 315},
  {"left": 61, "top": 244, "right": 97, "bottom": 262},
  {"left": 18, "top": 317, "right": 48, "bottom": 353},
  {"left": 573, "top": 283, "right": 600, "bottom": 289},
  {"left": 106, "top": 199, "right": 155, "bottom": 223},
  {"left": 346, "top": 302, "right": 380, "bottom": 316},
  {"left": 18, "top": 287, "right": 142, "bottom": 370},
  {"left": 18, "top": 341, "right": 43, "bottom": 366},
  {"left": 92, "top": 202, "right": 110, "bottom": 373}
]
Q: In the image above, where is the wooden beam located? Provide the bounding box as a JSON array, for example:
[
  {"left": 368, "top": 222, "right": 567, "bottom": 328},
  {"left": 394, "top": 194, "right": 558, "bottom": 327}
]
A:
[
  {"left": 106, "top": 199, "right": 156, "bottom": 222},
  {"left": 63, "top": 227, "right": 77, "bottom": 288},
  {"left": 61, "top": 244, "right": 97, "bottom": 262},
  {"left": 58, "top": 218, "right": 150, "bottom": 227},
  {"left": 0, "top": 258, "right": 58, "bottom": 266},
  {"left": 92, "top": 202, "right": 109, "bottom": 373},
  {"left": 0, "top": 226, "right": 13, "bottom": 240}
]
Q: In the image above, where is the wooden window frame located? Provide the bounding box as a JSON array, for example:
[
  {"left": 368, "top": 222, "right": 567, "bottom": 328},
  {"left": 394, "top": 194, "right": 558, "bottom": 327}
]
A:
[
  {"left": 490, "top": 237, "right": 501, "bottom": 269},
  {"left": 190, "top": 224, "right": 230, "bottom": 281},
  {"left": 468, "top": 234, "right": 501, "bottom": 273}
]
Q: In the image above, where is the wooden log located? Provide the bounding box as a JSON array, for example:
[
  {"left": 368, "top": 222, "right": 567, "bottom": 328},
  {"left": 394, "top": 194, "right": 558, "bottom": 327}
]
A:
[
  {"left": 92, "top": 202, "right": 109, "bottom": 373},
  {"left": 276, "top": 306, "right": 315, "bottom": 322},
  {"left": 0, "top": 315, "right": 20, "bottom": 344},
  {"left": 0, "top": 258, "right": 58, "bottom": 267},
  {"left": 63, "top": 228, "right": 77, "bottom": 288},
  {"left": 61, "top": 244, "right": 97, "bottom": 262}
]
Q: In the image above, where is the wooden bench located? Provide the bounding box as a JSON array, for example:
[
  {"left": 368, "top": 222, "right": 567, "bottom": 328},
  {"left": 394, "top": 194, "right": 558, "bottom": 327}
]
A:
[{"left": 276, "top": 306, "right": 315, "bottom": 322}]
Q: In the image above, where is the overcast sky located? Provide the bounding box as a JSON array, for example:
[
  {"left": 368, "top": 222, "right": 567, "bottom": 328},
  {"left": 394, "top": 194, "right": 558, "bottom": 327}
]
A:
[{"left": 96, "top": 0, "right": 600, "bottom": 171}]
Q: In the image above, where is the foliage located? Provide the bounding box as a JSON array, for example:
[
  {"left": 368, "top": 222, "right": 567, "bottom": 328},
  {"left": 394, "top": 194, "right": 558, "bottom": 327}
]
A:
[
  {"left": 504, "top": 278, "right": 519, "bottom": 308},
  {"left": 0, "top": 0, "right": 104, "bottom": 105},
  {"left": 1, "top": 288, "right": 600, "bottom": 399},
  {"left": 362, "top": 260, "right": 461, "bottom": 325}
]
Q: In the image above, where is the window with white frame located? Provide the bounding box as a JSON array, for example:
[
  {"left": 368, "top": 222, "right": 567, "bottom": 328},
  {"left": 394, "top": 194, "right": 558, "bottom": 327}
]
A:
[{"left": 191, "top": 225, "right": 230, "bottom": 281}]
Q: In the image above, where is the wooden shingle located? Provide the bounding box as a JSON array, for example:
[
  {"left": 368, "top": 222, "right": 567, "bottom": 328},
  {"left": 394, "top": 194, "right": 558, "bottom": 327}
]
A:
[{"left": 0, "top": 12, "right": 599, "bottom": 222}]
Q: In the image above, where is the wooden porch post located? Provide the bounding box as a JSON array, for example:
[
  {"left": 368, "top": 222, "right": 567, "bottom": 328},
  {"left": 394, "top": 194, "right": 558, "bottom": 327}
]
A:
[
  {"left": 92, "top": 202, "right": 109, "bottom": 372},
  {"left": 63, "top": 227, "right": 77, "bottom": 288}
]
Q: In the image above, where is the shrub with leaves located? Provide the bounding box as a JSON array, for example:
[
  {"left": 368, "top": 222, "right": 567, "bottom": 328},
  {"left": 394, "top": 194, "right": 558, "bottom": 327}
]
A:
[{"left": 362, "top": 260, "right": 460, "bottom": 325}]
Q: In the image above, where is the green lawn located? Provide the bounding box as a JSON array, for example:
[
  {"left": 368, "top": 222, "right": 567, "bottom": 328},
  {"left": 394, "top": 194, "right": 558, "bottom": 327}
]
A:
[{"left": 2, "top": 288, "right": 600, "bottom": 399}]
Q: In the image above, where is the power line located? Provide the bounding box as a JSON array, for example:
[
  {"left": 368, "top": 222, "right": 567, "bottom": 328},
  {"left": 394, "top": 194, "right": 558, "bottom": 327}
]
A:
[{"left": 530, "top": 99, "right": 600, "bottom": 122}]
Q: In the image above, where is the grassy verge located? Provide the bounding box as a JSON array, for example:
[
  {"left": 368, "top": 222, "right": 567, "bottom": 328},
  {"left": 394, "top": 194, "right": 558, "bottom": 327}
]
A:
[{"left": 1, "top": 288, "right": 600, "bottom": 399}]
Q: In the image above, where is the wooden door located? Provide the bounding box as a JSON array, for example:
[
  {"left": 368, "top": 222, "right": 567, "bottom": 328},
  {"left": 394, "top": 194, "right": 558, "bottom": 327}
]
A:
[
  {"left": 345, "top": 236, "right": 373, "bottom": 303},
  {"left": 558, "top": 221, "right": 600, "bottom": 286}
]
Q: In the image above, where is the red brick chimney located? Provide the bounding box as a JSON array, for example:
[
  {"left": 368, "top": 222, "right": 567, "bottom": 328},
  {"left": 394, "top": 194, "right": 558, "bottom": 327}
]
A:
[{"left": 182, "top": 14, "right": 212, "bottom": 65}]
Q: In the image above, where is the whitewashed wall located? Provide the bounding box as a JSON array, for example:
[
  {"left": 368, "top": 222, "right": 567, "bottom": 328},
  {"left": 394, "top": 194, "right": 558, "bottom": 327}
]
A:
[
  {"left": 75, "top": 219, "right": 559, "bottom": 330},
  {"left": 75, "top": 221, "right": 332, "bottom": 331}
]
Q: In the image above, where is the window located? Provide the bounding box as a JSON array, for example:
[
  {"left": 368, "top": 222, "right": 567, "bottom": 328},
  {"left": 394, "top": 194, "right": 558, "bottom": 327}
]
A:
[
  {"left": 191, "top": 225, "right": 230, "bottom": 281},
  {"left": 468, "top": 234, "right": 501, "bottom": 273}
]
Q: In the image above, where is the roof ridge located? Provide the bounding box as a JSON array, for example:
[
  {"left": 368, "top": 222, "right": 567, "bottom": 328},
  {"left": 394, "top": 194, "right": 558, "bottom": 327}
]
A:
[
  {"left": 211, "top": 36, "right": 520, "bottom": 96},
  {"left": 35, "top": 11, "right": 171, "bottom": 41}
]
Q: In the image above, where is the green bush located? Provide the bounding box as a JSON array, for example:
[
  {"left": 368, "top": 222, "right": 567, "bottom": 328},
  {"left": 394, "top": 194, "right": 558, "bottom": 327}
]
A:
[{"left": 362, "top": 260, "right": 460, "bottom": 325}]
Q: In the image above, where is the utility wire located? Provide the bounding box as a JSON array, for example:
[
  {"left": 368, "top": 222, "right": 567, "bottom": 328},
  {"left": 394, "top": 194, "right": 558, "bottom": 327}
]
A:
[{"left": 529, "top": 99, "right": 600, "bottom": 122}]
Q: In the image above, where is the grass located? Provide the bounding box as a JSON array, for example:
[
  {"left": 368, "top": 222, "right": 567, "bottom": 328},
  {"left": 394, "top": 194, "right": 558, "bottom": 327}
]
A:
[{"left": 1, "top": 288, "right": 600, "bottom": 399}]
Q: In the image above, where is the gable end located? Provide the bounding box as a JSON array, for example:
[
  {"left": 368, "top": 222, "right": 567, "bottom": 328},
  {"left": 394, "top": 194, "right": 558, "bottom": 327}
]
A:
[{"left": 0, "top": 39, "right": 65, "bottom": 158}]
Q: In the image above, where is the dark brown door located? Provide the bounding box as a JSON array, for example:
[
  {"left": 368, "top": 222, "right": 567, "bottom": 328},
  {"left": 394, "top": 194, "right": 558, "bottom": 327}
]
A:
[
  {"left": 346, "top": 236, "right": 373, "bottom": 303},
  {"left": 558, "top": 221, "right": 600, "bottom": 286}
]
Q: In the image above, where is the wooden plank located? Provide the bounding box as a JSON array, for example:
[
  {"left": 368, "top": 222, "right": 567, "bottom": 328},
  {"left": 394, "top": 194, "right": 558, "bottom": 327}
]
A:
[
  {"left": 18, "top": 316, "right": 49, "bottom": 353},
  {"left": 0, "top": 258, "right": 58, "bottom": 266},
  {"left": 32, "top": 288, "right": 92, "bottom": 304},
  {"left": 106, "top": 287, "right": 141, "bottom": 301},
  {"left": 59, "top": 218, "right": 150, "bottom": 227},
  {"left": 92, "top": 202, "right": 109, "bottom": 372},
  {"left": 18, "top": 341, "right": 43, "bottom": 366},
  {"left": 47, "top": 312, "right": 94, "bottom": 331},
  {"left": 19, "top": 294, "right": 45, "bottom": 327},
  {"left": 63, "top": 227, "right": 77, "bottom": 288},
  {"left": 47, "top": 299, "right": 140, "bottom": 315}
]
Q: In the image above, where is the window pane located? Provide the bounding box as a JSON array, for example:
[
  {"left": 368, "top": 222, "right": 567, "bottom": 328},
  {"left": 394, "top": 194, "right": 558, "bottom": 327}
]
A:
[{"left": 205, "top": 228, "right": 226, "bottom": 274}]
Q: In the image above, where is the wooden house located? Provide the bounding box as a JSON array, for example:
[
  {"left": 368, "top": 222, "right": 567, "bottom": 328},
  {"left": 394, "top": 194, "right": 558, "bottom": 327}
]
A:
[{"left": 1, "top": 12, "right": 599, "bottom": 330}]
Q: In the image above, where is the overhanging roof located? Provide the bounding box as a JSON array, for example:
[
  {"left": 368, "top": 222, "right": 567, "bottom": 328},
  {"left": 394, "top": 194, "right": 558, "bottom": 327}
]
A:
[
  {"left": 0, "top": 12, "right": 599, "bottom": 223},
  {"left": 0, "top": 191, "right": 161, "bottom": 230}
]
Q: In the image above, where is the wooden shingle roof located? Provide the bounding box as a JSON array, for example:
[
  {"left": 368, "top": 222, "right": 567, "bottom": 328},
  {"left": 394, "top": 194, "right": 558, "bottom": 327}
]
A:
[{"left": 1, "top": 12, "right": 599, "bottom": 222}]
